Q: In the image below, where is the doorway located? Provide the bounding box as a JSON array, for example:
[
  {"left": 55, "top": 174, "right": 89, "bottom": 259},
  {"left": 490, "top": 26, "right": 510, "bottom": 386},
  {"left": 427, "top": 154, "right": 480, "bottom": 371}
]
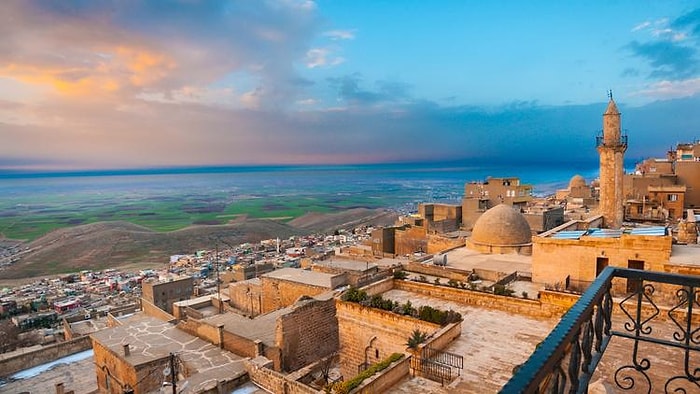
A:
[
  {"left": 627, "top": 260, "right": 645, "bottom": 293},
  {"left": 596, "top": 257, "right": 609, "bottom": 277}
]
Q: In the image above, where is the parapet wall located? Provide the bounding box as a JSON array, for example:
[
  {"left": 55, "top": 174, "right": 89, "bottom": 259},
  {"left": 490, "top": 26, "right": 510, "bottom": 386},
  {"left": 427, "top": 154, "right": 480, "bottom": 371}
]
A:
[
  {"left": 394, "top": 280, "right": 569, "bottom": 319},
  {"left": 0, "top": 335, "right": 92, "bottom": 377},
  {"left": 335, "top": 299, "right": 439, "bottom": 379},
  {"left": 245, "top": 357, "right": 320, "bottom": 394}
]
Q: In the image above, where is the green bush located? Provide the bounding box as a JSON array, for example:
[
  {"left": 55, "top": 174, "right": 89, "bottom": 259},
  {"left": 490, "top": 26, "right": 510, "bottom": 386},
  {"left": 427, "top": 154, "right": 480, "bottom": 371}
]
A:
[
  {"left": 340, "top": 353, "right": 404, "bottom": 392},
  {"left": 493, "top": 284, "right": 515, "bottom": 297},
  {"left": 393, "top": 270, "right": 408, "bottom": 279},
  {"left": 341, "top": 287, "right": 367, "bottom": 303},
  {"left": 406, "top": 329, "right": 428, "bottom": 349}
]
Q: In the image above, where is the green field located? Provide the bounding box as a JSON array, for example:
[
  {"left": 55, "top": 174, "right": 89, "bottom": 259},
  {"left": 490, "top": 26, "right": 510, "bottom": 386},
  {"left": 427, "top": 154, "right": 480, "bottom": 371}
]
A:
[{"left": 0, "top": 192, "right": 386, "bottom": 241}]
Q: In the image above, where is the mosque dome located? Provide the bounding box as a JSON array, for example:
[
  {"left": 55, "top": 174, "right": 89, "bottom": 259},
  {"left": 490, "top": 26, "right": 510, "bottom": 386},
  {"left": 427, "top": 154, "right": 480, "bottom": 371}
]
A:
[
  {"left": 569, "top": 175, "right": 586, "bottom": 189},
  {"left": 470, "top": 204, "right": 532, "bottom": 247}
]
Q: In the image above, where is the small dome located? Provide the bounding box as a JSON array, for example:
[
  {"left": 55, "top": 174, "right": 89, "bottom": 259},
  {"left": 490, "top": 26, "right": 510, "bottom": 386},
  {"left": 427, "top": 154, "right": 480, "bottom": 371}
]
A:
[
  {"left": 471, "top": 204, "right": 532, "bottom": 246},
  {"left": 569, "top": 175, "right": 586, "bottom": 189}
]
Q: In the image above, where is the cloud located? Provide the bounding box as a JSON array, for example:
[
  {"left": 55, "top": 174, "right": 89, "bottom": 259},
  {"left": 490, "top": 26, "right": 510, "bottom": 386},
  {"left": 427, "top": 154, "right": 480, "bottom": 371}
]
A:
[
  {"left": 632, "top": 21, "right": 651, "bottom": 32},
  {"left": 323, "top": 29, "right": 356, "bottom": 40},
  {"left": 631, "top": 78, "right": 700, "bottom": 99},
  {"left": 626, "top": 40, "right": 699, "bottom": 79},
  {"left": 0, "top": 1, "right": 321, "bottom": 107},
  {"left": 672, "top": 8, "right": 700, "bottom": 39},
  {"left": 327, "top": 74, "right": 413, "bottom": 106},
  {"left": 305, "top": 48, "right": 345, "bottom": 68}
]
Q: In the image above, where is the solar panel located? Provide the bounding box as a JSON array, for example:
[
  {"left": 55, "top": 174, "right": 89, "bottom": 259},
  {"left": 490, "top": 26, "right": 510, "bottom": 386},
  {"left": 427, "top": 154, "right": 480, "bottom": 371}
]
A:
[
  {"left": 587, "top": 229, "right": 622, "bottom": 238},
  {"left": 551, "top": 230, "right": 586, "bottom": 240},
  {"left": 629, "top": 227, "right": 667, "bottom": 236}
]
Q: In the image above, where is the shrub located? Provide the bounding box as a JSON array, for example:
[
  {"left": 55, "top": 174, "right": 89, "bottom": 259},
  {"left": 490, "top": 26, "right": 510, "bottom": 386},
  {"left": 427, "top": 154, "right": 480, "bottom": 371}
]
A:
[
  {"left": 434, "top": 278, "right": 441, "bottom": 285},
  {"left": 400, "top": 301, "right": 415, "bottom": 316},
  {"left": 340, "top": 353, "right": 404, "bottom": 392},
  {"left": 522, "top": 291, "right": 529, "bottom": 299},
  {"left": 447, "top": 279, "right": 459, "bottom": 287},
  {"left": 406, "top": 329, "right": 427, "bottom": 349},
  {"left": 418, "top": 275, "right": 427, "bottom": 283},
  {"left": 341, "top": 287, "right": 367, "bottom": 303},
  {"left": 493, "top": 284, "right": 515, "bottom": 297},
  {"left": 393, "top": 270, "right": 408, "bottom": 280}
]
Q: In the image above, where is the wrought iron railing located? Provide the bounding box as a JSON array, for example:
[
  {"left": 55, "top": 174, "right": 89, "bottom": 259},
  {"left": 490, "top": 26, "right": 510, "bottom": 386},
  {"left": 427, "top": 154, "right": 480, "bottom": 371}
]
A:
[
  {"left": 501, "top": 266, "right": 700, "bottom": 393},
  {"left": 595, "top": 134, "right": 628, "bottom": 148}
]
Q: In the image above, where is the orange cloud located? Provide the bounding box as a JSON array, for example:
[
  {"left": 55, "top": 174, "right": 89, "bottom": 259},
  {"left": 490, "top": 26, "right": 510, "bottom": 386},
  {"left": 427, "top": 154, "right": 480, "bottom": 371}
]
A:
[{"left": 0, "top": 45, "right": 176, "bottom": 96}]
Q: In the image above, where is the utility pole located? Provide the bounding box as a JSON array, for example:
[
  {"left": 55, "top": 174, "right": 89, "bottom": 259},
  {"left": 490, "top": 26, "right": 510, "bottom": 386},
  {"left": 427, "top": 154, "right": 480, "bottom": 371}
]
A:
[
  {"left": 216, "top": 243, "right": 222, "bottom": 314},
  {"left": 170, "top": 352, "right": 177, "bottom": 394}
]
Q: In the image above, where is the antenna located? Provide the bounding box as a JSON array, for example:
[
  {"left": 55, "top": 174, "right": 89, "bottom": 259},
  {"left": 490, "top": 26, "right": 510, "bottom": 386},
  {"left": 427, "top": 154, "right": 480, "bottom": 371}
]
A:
[{"left": 608, "top": 89, "right": 613, "bottom": 100}]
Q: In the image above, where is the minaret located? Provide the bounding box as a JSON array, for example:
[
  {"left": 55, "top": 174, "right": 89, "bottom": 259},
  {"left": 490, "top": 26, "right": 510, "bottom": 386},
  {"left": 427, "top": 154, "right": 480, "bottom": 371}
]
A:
[{"left": 597, "top": 91, "right": 627, "bottom": 229}]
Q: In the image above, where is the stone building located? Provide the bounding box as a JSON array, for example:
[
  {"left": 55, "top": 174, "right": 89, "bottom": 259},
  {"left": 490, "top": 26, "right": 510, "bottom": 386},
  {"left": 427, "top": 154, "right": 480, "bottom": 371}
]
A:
[
  {"left": 183, "top": 294, "right": 339, "bottom": 373},
  {"left": 674, "top": 141, "right": 700, "bottom": 209},
  {"left": 532, "top": 223, "right": 671, "bottom": 294},
  {"left": 417, "top": 203, "right": 462, "bottom": 233},
  {"left": 555, "top": 175, "right": 595, "bottom": 207},
  {"left": 90, "top": 315, "right": 247, "bottom": 394},
  {"left": 596, "top": 94, "right": 627, "bottom": 229},
  {"left": 228, "top": 268, "right": 346, "bottom": 315},
  {"left": 466, "top": 204, "right": 533, "bottom": 255},
  {"left": 462, "top": 176, "right": 533, "bottom": 230},
  {"left": 141, "top": 276, "right": 194, "bottom": 315}
]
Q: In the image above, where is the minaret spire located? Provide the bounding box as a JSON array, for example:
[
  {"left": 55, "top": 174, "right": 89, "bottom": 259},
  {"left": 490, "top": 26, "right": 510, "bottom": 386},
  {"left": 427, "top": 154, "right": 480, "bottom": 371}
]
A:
[{"left": 597, "top": 92, "right": 627, "bottom": 229}]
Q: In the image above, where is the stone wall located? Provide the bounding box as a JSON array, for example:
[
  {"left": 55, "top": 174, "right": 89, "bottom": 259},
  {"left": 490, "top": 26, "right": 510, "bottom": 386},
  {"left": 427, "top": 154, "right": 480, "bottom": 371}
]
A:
[
  {"left": 140, "top": 297, "right": 177, "bottom": 322},
  {"left": 394, "top": 280, "right": 569, "bottom": 319},
  {"left": 261, "top": 278, "right": 329, "bottom": 314},
  {"left": 228, "top": 280, "right": 263, "bottom": 317},
  {"left": 426, "top": 233, "right": 465, "bottom": 254},
  {"left": 244, "top": 357, "right": 320, "bottom": 394},
  {"left": 395, "top": 226, "right": 428, "bottom": 256},
  {"left": 405, "top": 260, "right": 464, "bottom": 280},
  {"left": 352, "top": 355, "right": 410, "bottom": 394},
  {"left": 0, "top": 335, "right": 92, "bottom": 377},
  {"left": 276, "top": 297, "right": 339, "bottom": 372},
  {"left": 532, "top": 234, "right": 672, "bottom": 285},
  {"left": 335, "top": 299, "right": 439, "bottom": 379},
  {"left": 360, "top": 277, "right": 394, "bottom": 297}
]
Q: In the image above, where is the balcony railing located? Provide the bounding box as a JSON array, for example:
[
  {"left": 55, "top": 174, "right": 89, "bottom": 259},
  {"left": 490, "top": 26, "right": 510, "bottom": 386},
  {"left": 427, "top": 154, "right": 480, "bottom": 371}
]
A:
[
  {"left": 596, "top": 134, "right": 628, "bottom": 148},
  {"left": 501, "top": 266, "right": 700, "bottom": 393}
]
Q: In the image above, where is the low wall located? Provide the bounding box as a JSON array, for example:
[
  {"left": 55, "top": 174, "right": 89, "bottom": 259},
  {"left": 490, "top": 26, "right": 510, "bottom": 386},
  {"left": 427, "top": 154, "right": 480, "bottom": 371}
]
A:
[
  {"left": 421, "top": 321, "right": 462, "bottom": 352},
  {"left": 395, "top": 280, "right": 569, "bottom": 319},
  {"left": 140, "top": 298, "right": 176, "bottom": 322},
  {"left": 0, "top": 335, "right": 92, "bottom": 377},
  {"left": 404, "top": 262, "right": 470, "bottom": 282},
  {"left": 359, "top": 277, "right": 394, "bottom": 296},
  {"left": 245, "top": 357, "right": 320, "bottom": 394},
  {"left": 352, "top": 355, "right": 410, "bottom": 394}
]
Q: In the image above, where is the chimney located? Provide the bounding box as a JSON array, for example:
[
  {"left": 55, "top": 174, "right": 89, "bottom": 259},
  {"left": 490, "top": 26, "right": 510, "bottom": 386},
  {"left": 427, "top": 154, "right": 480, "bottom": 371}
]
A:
[
  {"left": 55, "top": 382, "right": 65, "bottom": 394},
  {"left": 123, "top": 343, "right": 130, "bottom": 357}
]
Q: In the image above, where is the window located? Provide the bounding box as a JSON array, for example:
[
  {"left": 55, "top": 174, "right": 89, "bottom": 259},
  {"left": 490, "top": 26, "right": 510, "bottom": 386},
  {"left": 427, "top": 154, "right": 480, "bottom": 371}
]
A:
[{"left": 667, "top": 194, "right": 678, "bottom": 201}]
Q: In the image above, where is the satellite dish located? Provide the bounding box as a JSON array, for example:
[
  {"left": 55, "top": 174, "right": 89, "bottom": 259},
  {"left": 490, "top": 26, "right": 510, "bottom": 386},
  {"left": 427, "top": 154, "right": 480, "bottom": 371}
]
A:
[{"left": 162, "top": 367, "right": 171, "bottom": 376}]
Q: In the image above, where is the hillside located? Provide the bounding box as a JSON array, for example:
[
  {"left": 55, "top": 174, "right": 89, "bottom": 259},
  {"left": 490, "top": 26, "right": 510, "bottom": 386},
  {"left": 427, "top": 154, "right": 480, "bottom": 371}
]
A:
[{"left": 0, "top": 208, "right": 398, "bottom": 282}]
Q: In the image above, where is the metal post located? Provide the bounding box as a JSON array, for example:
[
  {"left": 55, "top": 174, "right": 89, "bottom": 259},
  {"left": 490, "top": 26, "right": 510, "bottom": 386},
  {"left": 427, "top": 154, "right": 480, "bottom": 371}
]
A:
[{"left": 170, "top": 352, "right": 176, "bottom": 394}]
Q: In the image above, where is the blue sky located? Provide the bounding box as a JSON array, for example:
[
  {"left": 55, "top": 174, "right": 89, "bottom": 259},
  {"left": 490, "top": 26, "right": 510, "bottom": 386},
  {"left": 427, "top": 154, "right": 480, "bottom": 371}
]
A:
[{"left": 0, "top": 1, "right": 699, "bottom": 170}]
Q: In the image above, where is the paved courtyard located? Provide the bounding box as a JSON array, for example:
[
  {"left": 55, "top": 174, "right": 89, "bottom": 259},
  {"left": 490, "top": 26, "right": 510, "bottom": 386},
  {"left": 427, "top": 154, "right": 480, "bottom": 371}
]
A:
[{"left": 382, "top": 289, "right": 558, "bottom": 393}]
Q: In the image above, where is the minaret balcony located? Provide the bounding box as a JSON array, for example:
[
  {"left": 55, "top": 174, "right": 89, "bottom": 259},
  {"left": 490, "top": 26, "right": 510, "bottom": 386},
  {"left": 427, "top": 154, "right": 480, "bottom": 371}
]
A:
[{"left": 596, "top": 134, "right": 628, "bottom": 148}]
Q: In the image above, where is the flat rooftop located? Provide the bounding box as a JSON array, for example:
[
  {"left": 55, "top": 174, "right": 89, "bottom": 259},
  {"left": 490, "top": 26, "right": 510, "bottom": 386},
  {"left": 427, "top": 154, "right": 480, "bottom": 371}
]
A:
[
  {"left": 669, "top": 244, "right": 700, "bottom": 266},
  {"left": 314, "top": 258, "right": 378, "bottom": 272},
  {"left": 202, "top": 308, "right": 284, "bottom": 346},
  {"left": 90, "top": 315, "right": 246, "bottom": 386},
  {"left": 442, "top": 246, "right": 532, "bottom": 274},
  {"left": 262, "top": 267, "right": 338, "bottom": 288}
]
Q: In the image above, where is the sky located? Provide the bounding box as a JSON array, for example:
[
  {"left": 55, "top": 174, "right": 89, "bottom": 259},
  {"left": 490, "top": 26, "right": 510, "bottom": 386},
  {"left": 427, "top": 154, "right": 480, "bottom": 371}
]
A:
[{"left": 1, "top": 0, "right": 700, "bottom": 171}]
